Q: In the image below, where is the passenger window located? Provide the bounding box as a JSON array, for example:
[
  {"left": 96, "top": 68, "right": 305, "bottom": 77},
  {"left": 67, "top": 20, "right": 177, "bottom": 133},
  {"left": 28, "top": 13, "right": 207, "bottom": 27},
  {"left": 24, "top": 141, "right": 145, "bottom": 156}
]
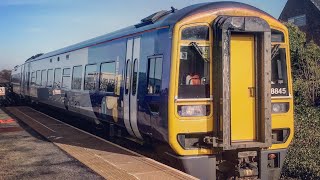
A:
[
  {"left": 181, "top": 25, "right": 209, "bottom": 41},
  {"left": 147, "top": 57, "right": 162, "bottom": 95},
  {"left": 62, "top": 68, "right": 71, "bottom": 89},
  {"left": 100, "top": 62, "right": 116, "bottom": 93},
  {"left": 84, "top": 64, "right": 97, "bottom": 90},
  {"left": 54, "top": 68, "right": 62, "bottom": 88},
  {"left": 72, "top": 66, "right": 83, "bottom": 90},
  {"left": 36, "top": 70, "right": 41, "bottom": 86},
  {"left": 31, "top": 72, "right": 36, "bottom": 85},
  {"left": 41, "top": 70, "right": 47, "bottom": 86},
  {"left": 47, "top": 69, "right": 53, "bottom": 87},
  {"left": 132, "top": 59, "right": 138, "bottom": 95},
  {"left": 125, "top": 60, "right": 130, "bottom": 94}
]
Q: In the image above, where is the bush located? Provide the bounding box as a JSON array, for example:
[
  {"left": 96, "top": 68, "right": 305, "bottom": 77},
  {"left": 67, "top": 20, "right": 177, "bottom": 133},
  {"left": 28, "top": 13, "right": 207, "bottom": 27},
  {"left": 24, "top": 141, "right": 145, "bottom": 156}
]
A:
[
  {"left": 282, "top": 23, "right": 320, "bottom": 179},
  {"left": 287, "top": 23, "right": 320, "bottom": 106},
  {"left": 282, "top": 105, "right": 320, "bottom": 179}
]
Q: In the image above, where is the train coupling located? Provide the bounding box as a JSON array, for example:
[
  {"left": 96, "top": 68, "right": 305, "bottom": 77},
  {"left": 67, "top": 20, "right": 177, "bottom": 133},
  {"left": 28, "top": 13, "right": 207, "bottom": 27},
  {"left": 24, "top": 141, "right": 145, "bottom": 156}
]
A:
[
  {"left": 237, "top": 151, "right": 259, "bottom": 178},
  {"left": 218, "top": 150, "right": 259, "bottom": 179}
]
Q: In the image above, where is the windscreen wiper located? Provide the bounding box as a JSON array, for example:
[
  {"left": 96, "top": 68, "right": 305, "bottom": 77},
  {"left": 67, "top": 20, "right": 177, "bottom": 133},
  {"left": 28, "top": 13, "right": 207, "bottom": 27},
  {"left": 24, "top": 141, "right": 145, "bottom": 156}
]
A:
[
  {"left": 190, "top": 42, "right": 209, "bottom": 62},
  {"left": 271, "top": 44, "right": 280, "bottom": 60}
]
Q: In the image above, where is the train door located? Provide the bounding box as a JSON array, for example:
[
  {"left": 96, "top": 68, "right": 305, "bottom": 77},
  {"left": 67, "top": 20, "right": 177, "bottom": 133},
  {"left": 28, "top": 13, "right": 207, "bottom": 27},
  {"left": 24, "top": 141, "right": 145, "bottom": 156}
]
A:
[
  {"left": 21, "top": 64, "right": 25, "bottom": 95},
  {"left": 212, "top": 16, "right": 272, "bottom": 149},
  {"left": 23, "top": 63, "right": 31, "bottom": 96},
  {"left": 124, "top": 37, "right": 143, "bottom": 139},
  {"left": 230, "top": 34, "right": 256, "bottom": 142},
  {"left": 20, "top": 65, "right": 23, "bottom": 95}
]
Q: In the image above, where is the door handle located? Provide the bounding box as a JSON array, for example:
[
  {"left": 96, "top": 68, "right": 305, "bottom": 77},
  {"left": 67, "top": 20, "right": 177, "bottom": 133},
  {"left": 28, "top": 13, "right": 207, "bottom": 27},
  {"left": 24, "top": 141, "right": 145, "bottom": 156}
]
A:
[{"left": 248, "top": 87, "right": 255, "bottom": 97}]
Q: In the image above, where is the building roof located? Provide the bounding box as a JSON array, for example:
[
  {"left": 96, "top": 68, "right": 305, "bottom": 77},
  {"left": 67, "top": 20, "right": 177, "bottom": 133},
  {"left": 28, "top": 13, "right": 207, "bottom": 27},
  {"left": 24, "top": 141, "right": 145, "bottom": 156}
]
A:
[
  {"left": 311, "top": 0, "right": 320, "bottom": 11},
  {"left": 26, "top": 2, "right": 274, "bottom": 64}
]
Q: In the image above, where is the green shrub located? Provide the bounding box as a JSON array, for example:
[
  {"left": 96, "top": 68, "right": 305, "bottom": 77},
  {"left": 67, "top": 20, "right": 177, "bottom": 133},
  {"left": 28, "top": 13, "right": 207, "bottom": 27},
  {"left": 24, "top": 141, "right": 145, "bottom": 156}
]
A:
[
  {"left": 282, "top": 105, "right": 320, "bottom": 179},
  {"left": 282, "top": 23, "right": 320, "bottom": 179},
  {"left": 286, "top": 23, "right": 320, "bottom": 106}
]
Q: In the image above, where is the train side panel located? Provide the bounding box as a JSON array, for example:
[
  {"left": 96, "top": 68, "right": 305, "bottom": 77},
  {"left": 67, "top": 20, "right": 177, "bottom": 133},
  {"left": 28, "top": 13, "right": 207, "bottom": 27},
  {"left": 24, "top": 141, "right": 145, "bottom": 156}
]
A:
[{"left": 18, "top": 27, "right": 172, "bottom": 143}]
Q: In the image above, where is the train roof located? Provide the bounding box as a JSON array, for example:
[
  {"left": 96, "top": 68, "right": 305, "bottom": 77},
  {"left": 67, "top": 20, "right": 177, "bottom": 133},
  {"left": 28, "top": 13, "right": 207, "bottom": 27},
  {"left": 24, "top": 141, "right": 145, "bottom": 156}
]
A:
[{"left": 27, "top": 1, "right": 275, "bottom": 63}]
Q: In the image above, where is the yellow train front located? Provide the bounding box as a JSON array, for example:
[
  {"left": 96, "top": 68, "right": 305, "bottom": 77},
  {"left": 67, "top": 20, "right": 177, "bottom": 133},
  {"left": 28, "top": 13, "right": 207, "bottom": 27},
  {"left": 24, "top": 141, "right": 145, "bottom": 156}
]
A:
[{"left": 166, "top": 2, "right": 293, "bottom": 180}]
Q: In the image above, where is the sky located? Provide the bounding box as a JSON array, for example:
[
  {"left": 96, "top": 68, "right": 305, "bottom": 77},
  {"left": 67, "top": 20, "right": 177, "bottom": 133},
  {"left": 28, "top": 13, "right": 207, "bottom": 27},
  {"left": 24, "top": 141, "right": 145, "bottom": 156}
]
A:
[{"left": 0, "top": 0, "right": 288, "bottom": 70}]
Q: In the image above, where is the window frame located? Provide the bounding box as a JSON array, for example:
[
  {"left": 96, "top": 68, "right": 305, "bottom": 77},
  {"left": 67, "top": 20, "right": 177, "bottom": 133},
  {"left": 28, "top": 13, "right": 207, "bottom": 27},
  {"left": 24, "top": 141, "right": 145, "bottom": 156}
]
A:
[
  {"left": 54, "top": 68, "right": 62, "bottom": 89},
  {"left": 31, "top": 71, "right": 36, "bottom": 85},
  {"left": 177, "top": 23, "right": 212, "bottom": 100},
  {"left": 47, "top": 69, "right": 54, "bottom": 87},
  {"left": 146, "top": 55, "right": 163, "bottom": 96},
  {"left": 36, "top": 70, "right": 41, "bottom": 86},
  {"left": 271, "top": 47, "right": 289, "bottom": 97},
  {"left": 288, "top": 14, "right": 306, "bottom": 27},
  {"left": 125, "top": 59, "right": 131, "bottom": 95},
  {"left": 132, "top": 58, "right": 139, "bottom": 96},
  {"left": 62, "top": 67, "right": 71, "bottom": 89},
  {"left": 99, "top": 61, "right": 116, "bottom": 93},
  {"left": 71, "top": 65, "right": 83, "bottom": 90},
  {"left": 41, "top": 69, "right": 47, "bottom": 87},
  {"left": 181, "top": 25, "right": 210, "bottom": 41},
  {"left": 174, "top": 23, "right": 213, "bottom": 118},
  {"left": 84, "top": 64, "right": 97, "bottom": 91}
]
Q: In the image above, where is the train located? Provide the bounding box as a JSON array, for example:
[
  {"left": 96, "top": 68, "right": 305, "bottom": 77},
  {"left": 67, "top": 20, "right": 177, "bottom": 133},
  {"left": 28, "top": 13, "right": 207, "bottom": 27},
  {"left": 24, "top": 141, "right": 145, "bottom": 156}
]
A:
[{"left": 11, "top": 2, "right": 294, "bottom": 180}]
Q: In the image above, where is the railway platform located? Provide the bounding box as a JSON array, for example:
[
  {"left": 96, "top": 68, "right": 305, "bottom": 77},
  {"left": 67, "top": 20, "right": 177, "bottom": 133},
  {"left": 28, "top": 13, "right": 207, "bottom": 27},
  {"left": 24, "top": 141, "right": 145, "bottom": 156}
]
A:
[
  {"left": 0, "top": 108, "right": 104, "bottom": 180},
  {"left": 5, "top": 106, "right": 197, "bottom": 180}
]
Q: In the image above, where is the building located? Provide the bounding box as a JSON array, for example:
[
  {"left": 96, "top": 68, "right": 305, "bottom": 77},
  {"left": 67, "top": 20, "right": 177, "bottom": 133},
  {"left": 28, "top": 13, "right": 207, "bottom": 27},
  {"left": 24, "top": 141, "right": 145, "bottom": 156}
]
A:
[{"left": 279, "top": 0, "right": 320, "bottom": 45}]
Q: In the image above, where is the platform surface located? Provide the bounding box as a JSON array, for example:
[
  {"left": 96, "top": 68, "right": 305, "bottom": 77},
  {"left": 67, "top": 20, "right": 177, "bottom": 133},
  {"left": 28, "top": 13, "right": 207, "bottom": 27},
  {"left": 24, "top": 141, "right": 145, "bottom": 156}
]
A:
[
  {"left": 6, "top": 106, "right": 198, "bottom": 180},
  {"left": 0, "top": 108, "right": 104, "bottom": 180}
]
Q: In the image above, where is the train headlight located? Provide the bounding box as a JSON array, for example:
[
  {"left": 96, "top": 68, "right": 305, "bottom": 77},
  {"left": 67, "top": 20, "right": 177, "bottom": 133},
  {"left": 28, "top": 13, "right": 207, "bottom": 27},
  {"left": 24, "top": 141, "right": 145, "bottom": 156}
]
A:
[
  {"left": 179, "top": 105, "right": 206, "bottom": 117},
  {"left": 272, "top": 103, "right": 289, "bottom": 114}
]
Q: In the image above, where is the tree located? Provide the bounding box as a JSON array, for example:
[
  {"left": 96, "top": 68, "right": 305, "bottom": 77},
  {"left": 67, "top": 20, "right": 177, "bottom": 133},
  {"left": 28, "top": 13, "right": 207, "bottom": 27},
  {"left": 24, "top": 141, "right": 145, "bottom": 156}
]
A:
[
  {"left": 286, "top": 23, "right": 320, "bottom": 106},
  {"left": 0, "top": 69, "right": 11, "bottom": 83}
]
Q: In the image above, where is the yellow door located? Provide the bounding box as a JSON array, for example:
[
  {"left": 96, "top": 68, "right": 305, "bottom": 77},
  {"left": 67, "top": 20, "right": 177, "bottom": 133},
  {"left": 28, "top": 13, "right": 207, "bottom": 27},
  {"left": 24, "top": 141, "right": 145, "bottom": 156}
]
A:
[{"left": 230, "top": 34, "right": 256, "bottom": 142}]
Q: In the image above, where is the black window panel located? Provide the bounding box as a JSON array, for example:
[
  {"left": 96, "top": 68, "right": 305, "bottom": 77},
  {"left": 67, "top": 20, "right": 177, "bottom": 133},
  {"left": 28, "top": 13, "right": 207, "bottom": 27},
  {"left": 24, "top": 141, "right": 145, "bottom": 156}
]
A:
[
  {"left": 100, "top": 62, "right": 116, "bottom": 93},
  {"left": 62, "top": 68, "right": 71, "bottom": 89},
  {"left": 41, "top": 70, "right": 47, "bottom": 86},
  {"left": 288, "top": 14, "right": 306, "bottom": 27},
  {"left": 125, "top": 60, "right": 130, "bottom": 94},
  {"left": 178, "top": 46, "right": 210, "bottom": 98},
  {"left": 132, "top": 59, "right": 138, "bottom": 95},
  {"left": 54, "top": 68, "right": 62, "bottom": 88},
  {"left": 72, "top": 66, "right": 83, "bottom": 90},
  {"left": 271, "top": 48, "right": 289, "bottom": 96},
  {"left": 62, "top": 76, "right": 71, "bottom": 89},
  {"left": 36, "top": 70, "right": 41, "bottom": 86},
  {"left": 147, "top": 57, "right": 162, "bottom": 95},
  {"left": 271, "top": 30, "right": 285, "bottom": 43},
  {"left": 47, "top": 69, "right": 53, "bottom": 87},
  {"left": 181, "top": 26, "right": 209, "bottom": 41},
  {"left": 31, "top": 72, "right": 36, "bottom": 85},
  {"left": 84, "top": 64, "right": 97, "bottom": 90}
]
